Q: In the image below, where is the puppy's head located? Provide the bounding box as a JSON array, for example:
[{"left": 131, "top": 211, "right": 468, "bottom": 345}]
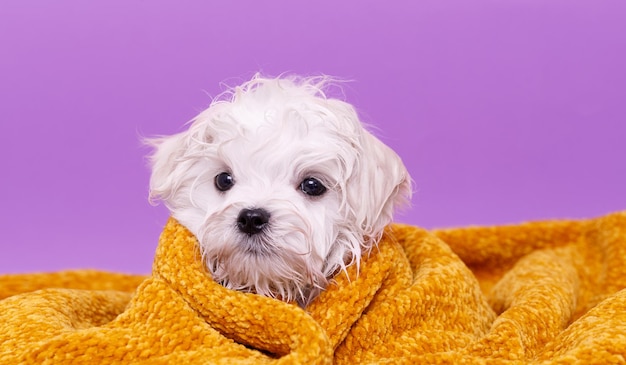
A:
[{"left": 148, "top": 75, "right": 411, "bottom": 306}]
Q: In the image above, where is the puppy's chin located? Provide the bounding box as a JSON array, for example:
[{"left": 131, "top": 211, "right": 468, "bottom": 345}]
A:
[{"left": 202, "top": 232, "right": 327, "bottom": 305}]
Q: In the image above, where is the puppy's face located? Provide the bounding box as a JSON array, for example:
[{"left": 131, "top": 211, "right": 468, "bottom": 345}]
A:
[{"left": 149, "top": 76, "right": 411, "bottom": 306}]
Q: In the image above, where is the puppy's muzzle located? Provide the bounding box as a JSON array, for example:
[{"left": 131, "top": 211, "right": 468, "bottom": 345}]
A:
[{"left": 237, "top": 208, "right": 270, "bottom": 235}]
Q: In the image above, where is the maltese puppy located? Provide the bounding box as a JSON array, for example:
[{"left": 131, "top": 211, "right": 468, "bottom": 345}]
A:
[{"left": 148, "top": 74, "right": 411, "bottom": 307}]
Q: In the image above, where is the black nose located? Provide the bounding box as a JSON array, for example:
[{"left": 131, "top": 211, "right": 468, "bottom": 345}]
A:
[{"left": 237, "top": 208, "right": 270, "bottom": 235}]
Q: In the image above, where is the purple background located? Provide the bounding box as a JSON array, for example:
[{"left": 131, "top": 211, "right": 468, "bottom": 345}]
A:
[{"left": 1, "top": 1, "right": 625, "bottom": 274}]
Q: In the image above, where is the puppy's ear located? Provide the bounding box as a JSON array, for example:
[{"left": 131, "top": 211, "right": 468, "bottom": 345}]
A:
[
  {"left": 347, "top": 130, "right": 412, "bottom": 244},
  {"left": 146, "top": 132, "right": 190, "bottom": 205}
]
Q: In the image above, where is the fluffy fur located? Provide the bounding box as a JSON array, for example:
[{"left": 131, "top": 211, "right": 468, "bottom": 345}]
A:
[{"left": 148, "top": 74, "right": 411, "bottom": 306}]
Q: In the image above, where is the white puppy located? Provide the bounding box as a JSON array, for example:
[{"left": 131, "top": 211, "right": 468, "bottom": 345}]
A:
[{"left": 148, "top": 75, "right": 411, "bottom": 307}]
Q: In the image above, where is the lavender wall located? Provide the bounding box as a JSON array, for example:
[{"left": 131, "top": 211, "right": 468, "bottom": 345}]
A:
[{"left": 1, "top": 1, "right": 625, "bottom": 274}]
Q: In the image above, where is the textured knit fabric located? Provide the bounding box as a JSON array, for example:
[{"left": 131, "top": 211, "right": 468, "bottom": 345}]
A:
[{"left": 1, "top": 211, "right": 625, "bottom": 364}]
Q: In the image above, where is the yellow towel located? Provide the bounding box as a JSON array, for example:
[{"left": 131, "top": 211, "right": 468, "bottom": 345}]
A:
[{"left": 1, "top": 211, "right": 625, "bottom": 364}]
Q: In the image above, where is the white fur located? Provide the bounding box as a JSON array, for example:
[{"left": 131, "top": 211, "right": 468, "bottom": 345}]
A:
[{"left": 148, "top": 74, "right": 411, "bottom": 306}]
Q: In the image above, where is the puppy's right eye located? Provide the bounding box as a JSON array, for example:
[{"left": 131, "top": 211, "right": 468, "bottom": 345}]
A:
[
  {"left": 300, "top": 177, "right": 327, "bottom": 196},
  {"left": 214, "top": 172, "right": 234, "bottom": 191}
]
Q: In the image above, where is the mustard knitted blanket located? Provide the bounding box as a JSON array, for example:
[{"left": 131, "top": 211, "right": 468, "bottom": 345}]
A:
[{"left": 1, "top": 212, "right": 625, "bottom": 364}]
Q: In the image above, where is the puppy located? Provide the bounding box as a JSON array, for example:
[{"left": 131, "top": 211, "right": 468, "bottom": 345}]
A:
[{"left": 148, "top": 74, "right": 411, "bottom": 307}]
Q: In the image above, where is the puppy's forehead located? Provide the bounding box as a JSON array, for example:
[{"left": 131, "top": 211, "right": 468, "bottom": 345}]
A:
[
  {"left": 208, "top": 108, "right": 359, "bottom": 181},
  {"left": 213, "top": 100, "right": 358, "bottom": 145},
  {"left": 236, "top": 121, "right": 347, "bottom": 163}
]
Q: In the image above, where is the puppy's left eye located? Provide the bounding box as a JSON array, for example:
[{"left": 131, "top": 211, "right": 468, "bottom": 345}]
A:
[
  {"left": 215, "top": 172, "right": 234, "bottom": 191},
  {"left": 300, "top": 177, "right": 327, "bottom": 196}
]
